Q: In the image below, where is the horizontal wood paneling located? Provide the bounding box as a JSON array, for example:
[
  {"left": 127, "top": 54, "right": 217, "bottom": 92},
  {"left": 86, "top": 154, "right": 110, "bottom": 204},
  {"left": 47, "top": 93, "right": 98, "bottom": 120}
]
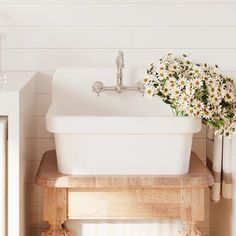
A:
[
  {"left": 24, "top": 116, "right": 53, "bottom": 139},
  {"left": 35, "top": 72, "right": 53, "bottom": 93},
  {"left": 25, "top": 160, "right": 40, "bottom": 184},
  {"left": 1, "top": 0, "right": 232, "bottom": 234},
  {"left": 3, "top": 49, "right": 236, "bottom": 71},
  {"left": 1, "top": 26, "right": 236, "bottom": 49},
  {"left": 1, "top": 4, "right": 236, "bottom": 26},
  {"left": 25, "top": 183, "right": 43, "bottom": 206},
  {"left": 1, "top": 0, "right": 236, "bottom": 3},
  {"left": 25, "top": 205, "right": 48, "bottom": 229},
  {"left": 192, "top": 139, "right": 207, "bottom": 164},
  {"left": 25, "top": 138, "right": 55, "bottom": 161}
]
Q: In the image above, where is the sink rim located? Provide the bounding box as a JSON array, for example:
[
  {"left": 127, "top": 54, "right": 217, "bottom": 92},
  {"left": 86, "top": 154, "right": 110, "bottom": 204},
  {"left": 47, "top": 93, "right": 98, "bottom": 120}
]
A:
[{"left": 46, "top": 111, "right": 202, "bottom": 134}]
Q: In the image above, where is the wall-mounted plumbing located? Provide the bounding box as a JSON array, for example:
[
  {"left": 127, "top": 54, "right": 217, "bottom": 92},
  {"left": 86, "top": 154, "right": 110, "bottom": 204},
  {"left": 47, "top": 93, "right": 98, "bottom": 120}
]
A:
[{"left": 92, "top": 51, "right": 145, "bottom": 96}]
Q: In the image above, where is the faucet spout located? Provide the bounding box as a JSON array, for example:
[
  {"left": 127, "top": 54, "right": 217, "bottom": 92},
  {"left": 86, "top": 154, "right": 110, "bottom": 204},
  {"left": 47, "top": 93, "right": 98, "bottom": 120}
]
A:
[
  {"left": 116, "top": 51, "right": 125, "bottom": 92},
  {"left": 116, "top": 51, "right": 124, "bottom": 69}
]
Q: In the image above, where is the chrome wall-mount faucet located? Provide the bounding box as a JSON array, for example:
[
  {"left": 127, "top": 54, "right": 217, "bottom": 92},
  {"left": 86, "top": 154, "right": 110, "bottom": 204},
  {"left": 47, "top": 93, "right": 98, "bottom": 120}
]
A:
[{"left": 92, "top": 51, "right": 145, "bottom": 96}]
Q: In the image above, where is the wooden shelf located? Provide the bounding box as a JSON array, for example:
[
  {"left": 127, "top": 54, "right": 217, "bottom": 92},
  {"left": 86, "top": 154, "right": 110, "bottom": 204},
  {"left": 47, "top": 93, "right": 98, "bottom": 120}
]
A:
[{"left": 35, "top": 150, "right": 213, "bottom": 189}]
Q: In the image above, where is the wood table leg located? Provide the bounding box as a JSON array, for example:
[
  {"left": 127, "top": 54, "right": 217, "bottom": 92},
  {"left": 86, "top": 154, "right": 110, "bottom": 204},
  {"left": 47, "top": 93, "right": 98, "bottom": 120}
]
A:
[
  {"left": 42, "top": 188, "right": 70, "bottom": 236},
  {"left": 179, "top": 222, "right": 205, "bottom": 236},
  {"left": 180, "top": 187, "right": 205, "bottom": 236}
]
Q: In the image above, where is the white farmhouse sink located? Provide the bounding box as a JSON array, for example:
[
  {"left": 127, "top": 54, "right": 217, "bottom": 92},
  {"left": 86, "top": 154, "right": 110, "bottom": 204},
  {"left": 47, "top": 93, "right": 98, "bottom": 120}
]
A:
[{"left": 46, "top": 68, "right": 201, "bottom": 175}]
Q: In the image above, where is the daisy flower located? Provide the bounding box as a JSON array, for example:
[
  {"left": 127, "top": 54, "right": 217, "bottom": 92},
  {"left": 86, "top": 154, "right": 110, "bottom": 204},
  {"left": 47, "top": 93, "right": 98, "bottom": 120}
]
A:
[
  {"left": 193, "top": 78, "right": 203, "bottom": 89},
  {"left": 144, "top": 86, "right": 156, "bottom": 98},
  {"left": 143, "top": 52, "right": 236, "bottom": 137},
  {"left": 178, "top": 77, "right": 187, "bottom": 88}
]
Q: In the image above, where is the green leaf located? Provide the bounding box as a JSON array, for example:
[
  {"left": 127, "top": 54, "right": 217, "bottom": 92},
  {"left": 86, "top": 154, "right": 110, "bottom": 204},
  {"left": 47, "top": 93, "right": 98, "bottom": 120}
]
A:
[
  {"left": 164, "top": 100, "right": 172, "bottom": 105},
  {"left": 225, "top": 113, "right": 235, "bottom": 118}
]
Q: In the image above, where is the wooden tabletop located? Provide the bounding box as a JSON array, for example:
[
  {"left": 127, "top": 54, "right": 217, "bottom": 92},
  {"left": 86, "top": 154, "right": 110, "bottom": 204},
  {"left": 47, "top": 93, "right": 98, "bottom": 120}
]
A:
[{"left": 35, "top": 150, "right": 214, "bottom": 189}]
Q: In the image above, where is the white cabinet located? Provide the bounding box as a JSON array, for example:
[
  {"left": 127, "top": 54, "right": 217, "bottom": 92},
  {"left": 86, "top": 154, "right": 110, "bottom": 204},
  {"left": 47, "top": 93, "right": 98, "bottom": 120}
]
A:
[{"left": 0, "top": 72, "right": 36, "bottom": 236}]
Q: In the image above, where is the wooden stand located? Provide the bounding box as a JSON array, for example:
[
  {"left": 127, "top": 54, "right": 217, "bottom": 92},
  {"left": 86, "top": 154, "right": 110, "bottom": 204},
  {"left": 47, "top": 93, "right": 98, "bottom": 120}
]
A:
[{"left": 35, "top": 150, "right": 214, "bottom": 236}]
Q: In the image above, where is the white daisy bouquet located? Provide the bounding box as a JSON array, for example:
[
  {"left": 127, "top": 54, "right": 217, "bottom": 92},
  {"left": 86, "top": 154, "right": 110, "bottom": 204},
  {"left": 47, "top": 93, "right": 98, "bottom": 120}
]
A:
[{"left": 144, "top": 53, "right": 236, "bottom": 137}]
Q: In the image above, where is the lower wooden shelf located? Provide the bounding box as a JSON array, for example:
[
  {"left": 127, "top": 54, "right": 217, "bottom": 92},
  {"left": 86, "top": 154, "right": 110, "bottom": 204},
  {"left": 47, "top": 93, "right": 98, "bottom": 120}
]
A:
[{"left": 35, "top": 150, "right": 214, "bottom": 236}]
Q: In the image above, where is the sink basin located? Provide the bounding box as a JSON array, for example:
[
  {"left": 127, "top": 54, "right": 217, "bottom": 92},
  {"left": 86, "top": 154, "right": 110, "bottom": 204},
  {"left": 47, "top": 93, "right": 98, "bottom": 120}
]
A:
[{"left": 46, "top": 68, "right": 201, "bottom": 175}]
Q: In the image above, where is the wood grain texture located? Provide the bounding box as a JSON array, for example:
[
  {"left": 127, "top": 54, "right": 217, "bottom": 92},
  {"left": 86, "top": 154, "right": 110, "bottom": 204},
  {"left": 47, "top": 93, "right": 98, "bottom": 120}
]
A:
[
  {"left": 67, "top": 188, "right": 181, "bottom": 219},
  {"left": 35, "top": 150, "right": 214, "bottom": 189},
  {"left": 35, "top": 150, "right": 213, "bottom": 235},
  {"left": 42, "top": 188, "right": 69, "bottom": 235},
  {"left": 43, "top": 188, "right": 67, "bottom": 228},
  {"left": 181, "top": 188, "right": 205, "bottom": 222}
]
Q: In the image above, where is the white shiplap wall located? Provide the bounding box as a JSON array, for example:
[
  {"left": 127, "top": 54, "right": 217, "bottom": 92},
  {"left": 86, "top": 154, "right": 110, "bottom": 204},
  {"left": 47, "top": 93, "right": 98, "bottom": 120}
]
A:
[{"left": 1, "top": 1, "right": 235, "bottom": 236}]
